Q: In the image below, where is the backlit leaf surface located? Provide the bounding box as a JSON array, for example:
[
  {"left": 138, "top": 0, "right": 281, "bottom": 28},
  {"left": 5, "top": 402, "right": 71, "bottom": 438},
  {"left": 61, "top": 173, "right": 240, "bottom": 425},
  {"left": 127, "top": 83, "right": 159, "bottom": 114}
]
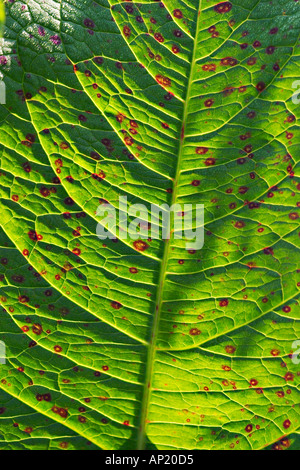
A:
[{"left": 0, "top": 0, "right": 299, "bottom": 450}]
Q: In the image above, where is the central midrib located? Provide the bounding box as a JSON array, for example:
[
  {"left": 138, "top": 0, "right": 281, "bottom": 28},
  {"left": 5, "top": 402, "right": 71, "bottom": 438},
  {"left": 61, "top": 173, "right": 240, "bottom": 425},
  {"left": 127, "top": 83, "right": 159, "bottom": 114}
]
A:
[{"left": 137, "top": 1, "right": 203, "bottom": 450}]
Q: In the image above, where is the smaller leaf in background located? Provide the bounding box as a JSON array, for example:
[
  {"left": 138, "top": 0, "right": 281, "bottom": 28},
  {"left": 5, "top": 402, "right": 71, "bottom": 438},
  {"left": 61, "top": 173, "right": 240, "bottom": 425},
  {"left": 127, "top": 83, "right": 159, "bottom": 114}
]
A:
[
  {"left": 0, "top": 1, "right": 4, "bottom": 24},
  {"left": 0, "top": 1, "right": 4, "bottom": 36}
]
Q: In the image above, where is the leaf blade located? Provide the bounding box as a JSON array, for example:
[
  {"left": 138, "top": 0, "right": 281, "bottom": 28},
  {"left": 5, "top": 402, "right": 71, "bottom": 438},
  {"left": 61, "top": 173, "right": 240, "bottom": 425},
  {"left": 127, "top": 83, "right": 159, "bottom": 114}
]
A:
[{"left": 0, "top": 0, "right": 299, "bottom": 450}]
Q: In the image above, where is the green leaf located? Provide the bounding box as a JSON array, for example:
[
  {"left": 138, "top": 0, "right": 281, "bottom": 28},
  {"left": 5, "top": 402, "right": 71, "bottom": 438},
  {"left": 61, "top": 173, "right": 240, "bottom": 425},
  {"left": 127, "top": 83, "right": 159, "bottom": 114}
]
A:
[
  {"left": 0, "top": 0, "right": 299, "bottom": 451},
  {"left": 0, "top": 1, "right": 4, "bottom": 35}
]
